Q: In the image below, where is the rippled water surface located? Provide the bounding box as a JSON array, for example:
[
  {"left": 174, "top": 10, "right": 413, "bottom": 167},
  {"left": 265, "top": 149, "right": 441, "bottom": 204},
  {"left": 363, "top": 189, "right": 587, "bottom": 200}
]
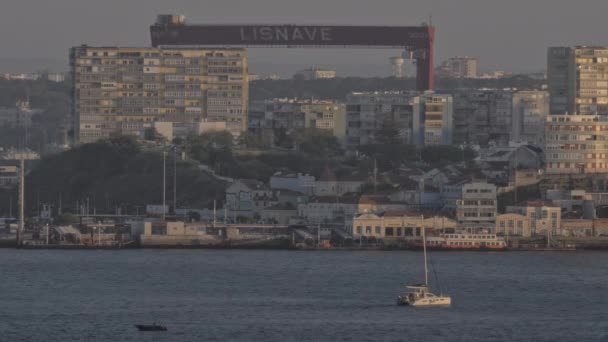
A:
[{"left": 1, "top": 249, "right": 607, "bottom": 341}]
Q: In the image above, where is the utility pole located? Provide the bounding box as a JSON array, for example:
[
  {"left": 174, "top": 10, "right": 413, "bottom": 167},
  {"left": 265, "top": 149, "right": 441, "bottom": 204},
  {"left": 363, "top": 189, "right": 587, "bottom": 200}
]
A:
[
  {"left": 373, "top": 158, "right": 378, "bottom": 194},
  {"left": 317, "top": 223, "right": 321, "bottom": 248},
  {"left": 162, "top": 150, "right": 167, "bottom": 221},
  {"left": 224, "top": 202, "right": 228, "bottom": 224},
  {"left": 213, "top": 200, "right": 217, "bottom": 227},
  {"left": 173, "top": 147, "right": 177, "bottom": 214},
  {"left": 513, "top": 152, "right": 518, "bottom": 205},
  {"left": 17, "top": 156, "right": 24, "bottom": 247}
]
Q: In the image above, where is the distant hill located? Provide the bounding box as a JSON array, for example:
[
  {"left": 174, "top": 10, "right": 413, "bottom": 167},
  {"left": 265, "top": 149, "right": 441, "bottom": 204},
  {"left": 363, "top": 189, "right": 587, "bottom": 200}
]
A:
[
  {"left": 250, "top": 75, "right": 545, "bottom": 101},
  {"left": 4, "top": 137, "right": 228, "bottom": 217}
]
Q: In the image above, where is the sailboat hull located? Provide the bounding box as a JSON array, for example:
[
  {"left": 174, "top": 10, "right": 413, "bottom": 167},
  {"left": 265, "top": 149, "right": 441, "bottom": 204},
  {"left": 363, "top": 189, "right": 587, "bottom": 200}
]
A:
[
  {"left": 398, "top": 293, "right": 452, "bottom": 307},
  {"left": 411, "top": 296, "right": 451, "bottom": 307}
]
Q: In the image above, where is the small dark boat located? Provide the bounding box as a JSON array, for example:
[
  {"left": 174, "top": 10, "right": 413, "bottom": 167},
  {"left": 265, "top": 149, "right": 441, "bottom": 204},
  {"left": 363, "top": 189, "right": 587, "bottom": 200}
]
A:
[{"left": 135, "top": 323, "right": 167, "bottom": 331}]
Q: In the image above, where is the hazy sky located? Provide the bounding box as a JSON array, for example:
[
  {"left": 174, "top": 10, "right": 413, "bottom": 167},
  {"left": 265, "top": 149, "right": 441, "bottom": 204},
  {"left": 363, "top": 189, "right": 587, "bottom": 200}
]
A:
[{"left": 2, "top": 0, "right": 608, "bottom": 76}]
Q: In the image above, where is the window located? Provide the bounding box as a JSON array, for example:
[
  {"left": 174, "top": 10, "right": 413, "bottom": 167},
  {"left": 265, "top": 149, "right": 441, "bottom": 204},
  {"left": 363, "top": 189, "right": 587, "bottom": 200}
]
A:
[
  {"left": 385, "top": 228, "right": 394, "bottom": 236},
  {"left": 365, "top": 226, "right": 372, "bottom": 234},
  {"left": 356, "top": 226, "right": 362, "bottom": 235},
  {"left": 375, "top": 226, "right": 381, "bottom": 235},
  {"left": 397, "top": 227, "right": 402, "bottom": 236}
]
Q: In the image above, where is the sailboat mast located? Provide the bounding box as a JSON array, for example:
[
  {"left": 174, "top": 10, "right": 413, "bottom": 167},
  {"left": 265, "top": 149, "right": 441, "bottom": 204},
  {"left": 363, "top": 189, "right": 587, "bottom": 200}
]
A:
[{"left": 422, "top": 215, "right": 428, "bottom": 286}]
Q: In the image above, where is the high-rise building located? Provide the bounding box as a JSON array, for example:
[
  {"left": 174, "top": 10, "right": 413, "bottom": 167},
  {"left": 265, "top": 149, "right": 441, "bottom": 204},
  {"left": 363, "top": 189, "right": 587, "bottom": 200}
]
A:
[
  {"left": 548, "top": 46, "right": 608, "bottom": 115},
  {"left": 345, "top": 91, "right": 453, "bottom": 148},
  {"left": 438, "top": 56, "right": 478, "bottom": 78},
  {"left": 345, "top": 91, "right": 417, "bottom": 148},
  {"left": 412, "top": 91, "right": 453, "bottom": 146},
  {"left": 452, "top": 89, "right": 513, "bottom": 146},
  {"left": 249, "top": 98, "right": 346, "bottom": 145},
  {"left": 544, "top": 115, "right": 608, "bottom": 174},
  {"left": 511, "top": 90, "right": 549, "bottom": 145},
  {"left": 70, "top": 46, "right": 248, "bottom": 144},
  {"left": 248, "top": 98, "right": 346, "bottom": 145}
]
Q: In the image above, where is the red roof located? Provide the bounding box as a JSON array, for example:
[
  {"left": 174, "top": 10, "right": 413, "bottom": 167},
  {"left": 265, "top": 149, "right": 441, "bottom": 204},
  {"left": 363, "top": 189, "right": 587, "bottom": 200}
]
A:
[{"left": 516, "top": 199, "right": 558, "bottom": 208}]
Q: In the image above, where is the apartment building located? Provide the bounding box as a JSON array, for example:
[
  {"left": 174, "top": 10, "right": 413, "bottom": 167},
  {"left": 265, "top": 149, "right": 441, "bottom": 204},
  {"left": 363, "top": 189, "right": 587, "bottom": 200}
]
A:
[
  {"left": 438, "top": 56, "right": 478, "bottom": 79},
  {"left": 248, "top": 98, "right": 346, "bottom": 144},
  {"left": 544, "top": 115, "right": 608, "bottom": 174},
  {"left": 345, "top": 91, "right": 452, "bottom": 148},
  {"left": 412, "top": 91, "right": 453, "bottom": 146},
  {"left": 345, "top": 91, "right": 417, "bottom": 148},
  {"left": 70, "top": 46, "right": 248, "bottom": 143},
  {"left": 548, "top": 46, "right": 608, "bottom": 115},
  {"left": 511, "top": 91, "right": 550, "bottom": 145},
  {"left": 452, "top": 89, "right": 513, "bottom": 146},
  {"left": 294, "top": 67, "right": 336, "bottom": 80},
  {"left": 456, "top": 182, "right": 497, "bottom": 230}
]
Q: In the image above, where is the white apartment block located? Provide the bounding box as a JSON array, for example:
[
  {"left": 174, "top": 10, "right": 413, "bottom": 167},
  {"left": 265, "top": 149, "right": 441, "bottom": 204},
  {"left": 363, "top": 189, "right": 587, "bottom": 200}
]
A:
[
  {"left": 70, "top": 46, "right": 248, "bottom": 144},
  {"left": 545, "top": 115, "right": 608, "bottom": 174},
  {"left": 456, "top": 182, "right": 497, "bottom": 229}
]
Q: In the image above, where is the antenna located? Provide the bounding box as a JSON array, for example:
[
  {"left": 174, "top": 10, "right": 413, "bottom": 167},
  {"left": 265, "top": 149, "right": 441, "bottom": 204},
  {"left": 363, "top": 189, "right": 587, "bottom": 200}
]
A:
[{"left": 162, "top": 150, "right": 166, "bottom": 221}]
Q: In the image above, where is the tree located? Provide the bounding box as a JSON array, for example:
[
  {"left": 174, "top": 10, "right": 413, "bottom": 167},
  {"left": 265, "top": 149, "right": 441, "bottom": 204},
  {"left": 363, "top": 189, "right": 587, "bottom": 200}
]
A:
[
  {"left": 292, "top": 128, "right": 341, "bottom": 157},
  {"left": 188, "top": 211, "right": 201, "bottom": 222},
  {"left": 273, "top": 126, "right": 292, "bottom": 148},
  {"left": 238, "top": 131, "right": 265, "bottom": 149},
  {"left": 374, "top": 119, "right": 401, "bottom": 145},
  {"left": 420, "top": 145, "right": 477, "bottom": 165},
  {"left": 143, "top": 126, "right": 166, "bottom": 142}
]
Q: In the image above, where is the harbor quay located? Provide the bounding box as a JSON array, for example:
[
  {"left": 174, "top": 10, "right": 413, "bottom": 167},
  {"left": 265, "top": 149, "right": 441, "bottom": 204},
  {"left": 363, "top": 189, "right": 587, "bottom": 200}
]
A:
[{"left": 2, "top": 216, "right": 607, "bottom": 250}]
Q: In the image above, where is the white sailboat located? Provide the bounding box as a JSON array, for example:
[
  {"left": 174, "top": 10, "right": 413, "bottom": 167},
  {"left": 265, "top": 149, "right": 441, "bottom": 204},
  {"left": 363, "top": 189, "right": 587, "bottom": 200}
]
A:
[{"left": 398, "top": 221, "right": 451, "bottom": 307}]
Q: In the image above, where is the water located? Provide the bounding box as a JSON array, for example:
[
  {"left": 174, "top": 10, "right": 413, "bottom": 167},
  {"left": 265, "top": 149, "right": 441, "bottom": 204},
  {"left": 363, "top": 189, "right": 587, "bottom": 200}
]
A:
[{"left": 1, "top": 249, "right": 607, "bottom": 341}]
